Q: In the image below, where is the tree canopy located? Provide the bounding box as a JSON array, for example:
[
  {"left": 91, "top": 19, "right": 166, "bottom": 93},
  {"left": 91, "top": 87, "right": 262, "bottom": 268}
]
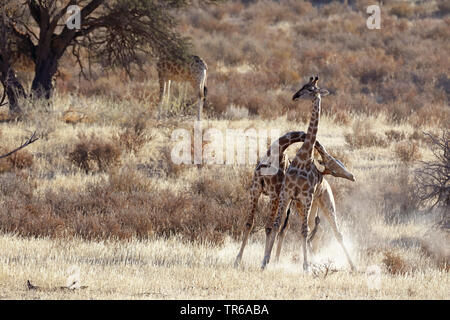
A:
[{"left": 0, "top": 0, "right": 221, "bottom": 110}]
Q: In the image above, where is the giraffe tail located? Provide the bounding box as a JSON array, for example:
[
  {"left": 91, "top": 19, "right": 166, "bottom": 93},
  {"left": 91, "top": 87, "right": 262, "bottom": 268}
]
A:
[
  {"left": 204, "top": 86, "right": 208, "bottom": 100},
  {"left": 308, "top": 215, "right": 321, "bottom": 243},
  {"left": 280, "top": 207, "right": 291, "bottom": 233}
]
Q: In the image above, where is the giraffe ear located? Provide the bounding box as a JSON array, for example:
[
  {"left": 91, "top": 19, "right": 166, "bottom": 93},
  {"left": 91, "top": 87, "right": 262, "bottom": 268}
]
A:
[
  {"left": 319, "top": 88, "right": 329, "bottom": 96},
  {"left": 312, "top": 76, "right": 319, "bottom": 86}
]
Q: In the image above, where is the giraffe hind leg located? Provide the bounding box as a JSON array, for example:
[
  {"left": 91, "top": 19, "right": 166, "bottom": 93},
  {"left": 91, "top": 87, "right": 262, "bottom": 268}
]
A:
[
  {"left": 261, "top": 193, "right": 290, "bottom": 270},
  {"left": 275, "top": 207, "right": 291, "bottom": 262},
  {"left": 318, "top": 191, "right": 356, "bottom": 271},
  {"left": 196, "top": 70, "right": 207, "bottom": 121},
  {"left": 234, "top": 183, "right": 262, "bottom": 267},
  {"left": 307, "top": 201, "right": 320, "bottom": 255}
]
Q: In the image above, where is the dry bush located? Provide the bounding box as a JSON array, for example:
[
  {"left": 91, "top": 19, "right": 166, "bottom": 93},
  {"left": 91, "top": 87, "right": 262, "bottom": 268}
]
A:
[
  {"left": 394, "top": 141, "right": 422, "bottom": 164},
  {"left": 326, "top": 146, "right": 353, "bottom": 169},
  {"left": 0, "top": 149, "right": 34, "bottom": 173},
  {"left": 223, "top": 105, "right": 250, "bottom": 120},
  {"left": 408, "top": 130, "right": 434, "bottom": 145},
  {"left": 108, "top": 166, "right": 153, "bottom": 193},
  {"left": 68, "top": 134, "right": 121, "bottom": 173},
  {"left": 0, "top": 130, "right": 34, "bottom": 172},
  {"left": 409, "top": 103, "right": 450, "bottom": 128},
  {"left": 119, "top": 115, "right": 148, "bottom": 154},
  {"left": 385, "top": 129, "right": 406, "bottom": 142},
  {"left": 332, "top": 109, "right": 352, "bottom": 126},
  {"left": 382, "top": 250, "right": 409, "bottom": 275},
  {"left": 389, "top": 2, "right": 415, "bottom": 18},
  {"left": 437, "top": 1, "right": 450, "bottom": 15},
  {"left": 159, "top": 145, "right": 189, "bottom": 178},
  {"left": 0, "top": 171, "right": 35, "bottom": 200},
  {"left": 344, "top": 120, "right": 388, "bottom": 149},
  {"left": 0, "top": 166, "right": 247, "bottom": 245},
  {"left": 62, "top": 108, "right": 96, "bottom": 124}
]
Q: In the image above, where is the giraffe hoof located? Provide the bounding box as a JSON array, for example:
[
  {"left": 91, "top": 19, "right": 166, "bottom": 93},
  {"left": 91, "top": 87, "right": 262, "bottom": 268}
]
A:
[
  {"left": 303, "top": 262, "right": 310, "bottom": 273},
  {"left": 261, "top": 259, "right": 269, "bottom": 270}
]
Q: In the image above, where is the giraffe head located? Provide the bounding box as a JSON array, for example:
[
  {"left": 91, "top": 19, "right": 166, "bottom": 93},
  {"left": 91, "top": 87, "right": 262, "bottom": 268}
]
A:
[
  {"left": 317, "top": 154, "right": 355, "bottom": 182},
  {"left": 292, "top": 75, "right": 329, "bottom": 101}
]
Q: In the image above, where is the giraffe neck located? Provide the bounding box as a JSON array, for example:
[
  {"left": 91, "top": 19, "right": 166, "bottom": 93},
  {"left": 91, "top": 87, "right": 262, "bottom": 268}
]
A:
[
  {"left": 265, "top": 131, "right": 306, "bottom": 164},
  {"left": 312, "top": 139, "right": 328, "bottom": 159},
  {"left": 291, "top": 95, "right": 321, "bottom": 167},
  {"left": 262, "top": 129, "right": 331, "bottom": 171}
]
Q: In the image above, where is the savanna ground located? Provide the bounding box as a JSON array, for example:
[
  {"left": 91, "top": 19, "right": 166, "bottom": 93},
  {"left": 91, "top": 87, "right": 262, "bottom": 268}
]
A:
[{"left": 0, "top": 0, "right": 449, "bottom": 299}]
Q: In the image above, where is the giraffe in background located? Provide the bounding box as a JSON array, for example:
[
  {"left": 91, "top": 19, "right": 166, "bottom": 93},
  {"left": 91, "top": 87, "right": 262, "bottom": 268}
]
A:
[
  {"left": 261, "top": 76, "right": 356, "bottom": 271},
  {"left": 157, "top": 55, "right": 207, "bottom": 120}
]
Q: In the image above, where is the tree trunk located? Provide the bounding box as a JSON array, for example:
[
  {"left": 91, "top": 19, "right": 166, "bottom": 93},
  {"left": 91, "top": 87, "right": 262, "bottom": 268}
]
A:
[
  {"left": 0, "top": 56, "right": 27, "bottom": 112},
  {"left": 5, "top": 72, "right": 27, "bottom": 112},
  {"left": 31, "top": 53, "right": 58, "bottom": 100}
]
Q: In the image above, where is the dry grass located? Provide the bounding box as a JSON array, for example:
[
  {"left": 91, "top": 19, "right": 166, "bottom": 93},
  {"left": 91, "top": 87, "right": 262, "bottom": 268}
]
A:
[
  {"left": 394, "top": 141, "right": 422, "bottom": 163},
  {"left": 0, "top": 93, "right": 448, "bottom": 299},
  {"left": 0, "top": 232, "right": 448, "bottom": 300},
  {"left": 0, "top": 0, "right": 449, "bottom": 300}
]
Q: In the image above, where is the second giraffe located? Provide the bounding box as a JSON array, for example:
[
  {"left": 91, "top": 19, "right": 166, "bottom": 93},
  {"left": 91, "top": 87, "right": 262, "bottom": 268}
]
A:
[{"left": 157, "top": 55, "right": 207, "bottom": 120}]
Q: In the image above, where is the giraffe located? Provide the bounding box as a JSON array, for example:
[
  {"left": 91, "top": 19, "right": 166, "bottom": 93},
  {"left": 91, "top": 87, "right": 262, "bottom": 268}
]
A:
[
  {"left": 261, "top": 75, "right": 356, "bottom": 271},
  {"left": 157, "top": 55, "right": 207, "bottom": 120},
  {"left": 274, "top": 170, "right": 353, "bottom": 265},
  {"left": 234, "top": 130, "right": 355, "bottom": 267}
]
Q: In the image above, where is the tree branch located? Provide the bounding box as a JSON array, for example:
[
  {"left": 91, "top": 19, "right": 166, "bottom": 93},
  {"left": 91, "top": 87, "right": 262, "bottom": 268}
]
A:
[{"left": 0, "top": 132, "right": 39, "bottom": 159}]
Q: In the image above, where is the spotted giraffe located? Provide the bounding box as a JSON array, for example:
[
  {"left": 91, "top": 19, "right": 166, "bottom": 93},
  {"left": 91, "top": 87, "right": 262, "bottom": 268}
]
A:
[
  {"left": 234, "top": 130, "right": 355, "bottom": 267},
  {"left": 157, "top": 55, "right": 207, "bottom": 120},
  {"left": 261, "top": 76, "right": 356, "bottom": 271}
]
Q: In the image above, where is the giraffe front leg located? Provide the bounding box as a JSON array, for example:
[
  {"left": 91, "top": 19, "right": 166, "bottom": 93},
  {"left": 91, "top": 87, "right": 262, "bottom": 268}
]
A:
[
  {"left": 193, "top": 72, "right": 206, "bottom": 121},
  {"left": 158, "top": 79, "right": 166, "bottom": 118},
  {"left": 297, "top": 198, "right": 313, "bottom": 272},
  {"left": 167, "top": 80, "right": 171, "bottom": 104},
  {"left": 261, "top": 192, "right": 290, "bottom": 270},
  {"left": 234, "top": 186, "right": 261, "bottom": 267},
  {"left": 197, "top": 84, "right": 204, "bottom": 121}
]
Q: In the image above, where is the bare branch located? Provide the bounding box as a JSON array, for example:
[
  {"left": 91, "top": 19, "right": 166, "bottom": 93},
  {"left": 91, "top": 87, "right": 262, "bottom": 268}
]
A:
[
  {"left": 414, "top": 130, "right": 450, "bottom": 211},
  {"left": 0, "top": 132, "right": 39, "bottom": 159}
]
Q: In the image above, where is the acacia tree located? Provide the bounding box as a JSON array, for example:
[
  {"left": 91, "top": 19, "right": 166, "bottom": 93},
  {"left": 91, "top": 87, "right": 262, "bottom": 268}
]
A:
[{"left": 0, "top": 0, "right": 219, "bottom": 111}]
